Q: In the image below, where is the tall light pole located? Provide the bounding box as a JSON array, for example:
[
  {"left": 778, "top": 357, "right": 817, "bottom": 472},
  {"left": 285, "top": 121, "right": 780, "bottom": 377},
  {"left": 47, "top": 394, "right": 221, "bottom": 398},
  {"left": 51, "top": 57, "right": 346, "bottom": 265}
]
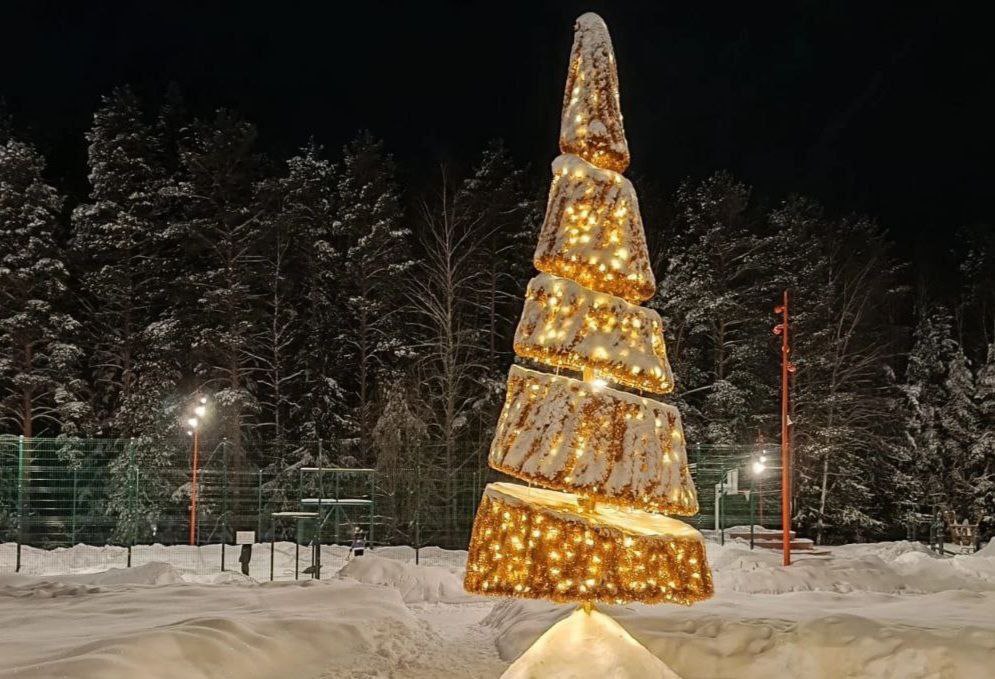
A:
[
  {"left": 187, "top": 395, "right": 208, "bottom": 546},
  {"left": 773, "top": 291, "right": 796, "bottom": 566}
]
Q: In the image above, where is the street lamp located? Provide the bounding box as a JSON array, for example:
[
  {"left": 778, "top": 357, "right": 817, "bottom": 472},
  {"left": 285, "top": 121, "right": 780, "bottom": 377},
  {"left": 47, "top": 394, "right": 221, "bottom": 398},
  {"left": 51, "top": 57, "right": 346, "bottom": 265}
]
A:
[{"left": 749, "top": 453, "right": 768, "bottom": 550}]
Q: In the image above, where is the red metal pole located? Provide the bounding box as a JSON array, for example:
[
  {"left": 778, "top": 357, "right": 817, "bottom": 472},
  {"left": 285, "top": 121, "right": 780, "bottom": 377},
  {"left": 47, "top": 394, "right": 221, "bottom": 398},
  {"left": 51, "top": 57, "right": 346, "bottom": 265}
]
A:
[
  {"left": 189, "top": 428, "right": 200, "bottom": 545},
  {"left": 779, "top": 290, "right": 792, "bottom": 566}
]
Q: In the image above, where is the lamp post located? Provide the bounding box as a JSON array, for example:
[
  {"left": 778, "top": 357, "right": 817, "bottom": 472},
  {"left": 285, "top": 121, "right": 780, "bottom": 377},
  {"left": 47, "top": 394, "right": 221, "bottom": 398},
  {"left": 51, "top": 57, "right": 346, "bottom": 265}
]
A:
[
  {"left": 773, "top": 291, "right": 796, "bottom": 566},
  {"left": 750, "top": 453, "right": 767, "bottom": 550},
  {"left": 187, "top": 395, "right": 208, "bottom": 546}
]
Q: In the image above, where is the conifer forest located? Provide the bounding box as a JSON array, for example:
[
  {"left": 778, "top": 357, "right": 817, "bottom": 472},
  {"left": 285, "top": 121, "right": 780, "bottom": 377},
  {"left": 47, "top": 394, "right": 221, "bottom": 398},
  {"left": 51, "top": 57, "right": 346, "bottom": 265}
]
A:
[{"left": 0, "top": 84, "right": 992, "bottom": 545}]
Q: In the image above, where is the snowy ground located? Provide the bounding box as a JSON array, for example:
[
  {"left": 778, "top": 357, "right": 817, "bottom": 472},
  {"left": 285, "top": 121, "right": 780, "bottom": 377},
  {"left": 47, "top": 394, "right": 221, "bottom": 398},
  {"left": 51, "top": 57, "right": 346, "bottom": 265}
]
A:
[{"left": 1, "top": 537, "right": 994, "bottom": 678}]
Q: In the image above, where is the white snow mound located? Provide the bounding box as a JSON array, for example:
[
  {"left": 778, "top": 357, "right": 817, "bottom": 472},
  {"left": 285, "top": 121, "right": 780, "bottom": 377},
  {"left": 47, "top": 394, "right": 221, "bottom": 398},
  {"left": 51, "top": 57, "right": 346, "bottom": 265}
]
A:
[
  {"left": 0, "top": 561, "right": 183, "bottom": 598},
  {"left": 338, "top": 555, "right": 476, "bottom": 604},
  {"left": 0, "top": 577, "right": 430, "bottom": 679}
]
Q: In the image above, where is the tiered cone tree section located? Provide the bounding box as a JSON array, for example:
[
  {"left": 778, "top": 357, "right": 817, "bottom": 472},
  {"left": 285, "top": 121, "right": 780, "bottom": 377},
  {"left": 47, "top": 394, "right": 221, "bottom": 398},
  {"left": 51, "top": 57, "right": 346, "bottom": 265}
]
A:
[{"left": 464, "top": 13, "right": 713, "bottom": 611}]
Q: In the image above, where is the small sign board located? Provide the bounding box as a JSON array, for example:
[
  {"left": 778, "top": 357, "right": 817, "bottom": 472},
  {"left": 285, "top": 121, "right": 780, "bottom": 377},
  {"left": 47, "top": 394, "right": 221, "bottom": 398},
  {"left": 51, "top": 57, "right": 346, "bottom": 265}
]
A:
[{"left": 235, "top": 531, "right": 255, "bottom": 545}]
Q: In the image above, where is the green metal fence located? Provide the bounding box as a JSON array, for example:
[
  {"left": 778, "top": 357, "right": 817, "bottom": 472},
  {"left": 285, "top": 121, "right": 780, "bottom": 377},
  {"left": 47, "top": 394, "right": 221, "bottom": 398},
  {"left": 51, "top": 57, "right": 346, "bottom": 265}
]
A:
[
  {"left": 690, "top": 443, "right": 786, "bottom": 543},
  {"left": 0, "top": 437, "right": 778, "bottom": 575}
]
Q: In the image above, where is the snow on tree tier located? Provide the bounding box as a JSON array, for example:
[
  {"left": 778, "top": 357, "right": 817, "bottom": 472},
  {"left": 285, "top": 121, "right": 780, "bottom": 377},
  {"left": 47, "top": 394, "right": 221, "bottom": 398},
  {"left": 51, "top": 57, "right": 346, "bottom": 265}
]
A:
[
  {"left": 463, "top": 482, "right": 713, "bottom": 605},
  {"left": 534, "top": 154, "right": 655, "bottom": 303},
  {"left": 490, "top": 365, "right": 697, "bottom": 514},
  {"left": 559, "top": 13, "right": 630, "bottom": 173},
  {"left": 514, "top": 273, "right": 674, "bottom": 394}
]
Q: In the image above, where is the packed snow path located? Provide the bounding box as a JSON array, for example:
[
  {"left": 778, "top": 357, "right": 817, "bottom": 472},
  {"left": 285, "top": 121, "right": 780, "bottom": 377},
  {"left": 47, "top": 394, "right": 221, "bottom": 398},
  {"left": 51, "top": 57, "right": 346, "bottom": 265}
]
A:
[{"left": 374, "top": 603, "right": 508, "bottom": 679}]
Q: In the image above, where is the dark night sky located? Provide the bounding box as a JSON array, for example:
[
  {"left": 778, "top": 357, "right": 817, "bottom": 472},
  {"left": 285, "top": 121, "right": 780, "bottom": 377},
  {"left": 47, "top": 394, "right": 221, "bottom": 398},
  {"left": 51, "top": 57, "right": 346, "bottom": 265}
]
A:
[{"left": 1, "top": 1, "right": 992, "bottom": 250}]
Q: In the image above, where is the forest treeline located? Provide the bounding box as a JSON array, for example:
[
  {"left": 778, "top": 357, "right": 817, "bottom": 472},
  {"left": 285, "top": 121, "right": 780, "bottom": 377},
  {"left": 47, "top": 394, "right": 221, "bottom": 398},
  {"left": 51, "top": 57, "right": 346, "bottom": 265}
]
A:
[{"left": 0, "top": 87, "right": 992, "bottom": 543}]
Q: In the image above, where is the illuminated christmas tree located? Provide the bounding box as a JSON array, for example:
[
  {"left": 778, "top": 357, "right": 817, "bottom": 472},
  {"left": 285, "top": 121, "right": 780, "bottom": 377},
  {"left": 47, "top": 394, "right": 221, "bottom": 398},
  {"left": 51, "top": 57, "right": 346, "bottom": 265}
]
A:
[{"left": 464, "top": 13, "right": 713, "bottom": 675}]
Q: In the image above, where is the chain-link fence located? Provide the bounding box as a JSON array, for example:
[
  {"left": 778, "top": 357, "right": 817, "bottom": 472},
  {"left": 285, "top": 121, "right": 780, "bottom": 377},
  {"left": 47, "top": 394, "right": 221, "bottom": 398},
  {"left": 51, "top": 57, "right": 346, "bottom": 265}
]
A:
[{"left": 0, "top": 437, "right": 779, "bottom": 577}]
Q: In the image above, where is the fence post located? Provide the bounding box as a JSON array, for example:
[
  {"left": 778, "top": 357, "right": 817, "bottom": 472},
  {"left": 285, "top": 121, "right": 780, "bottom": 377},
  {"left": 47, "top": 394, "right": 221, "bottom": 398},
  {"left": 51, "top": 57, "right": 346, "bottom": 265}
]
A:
[
  {"left": 719, "top": 470, "right": 725, "bottom": 546},
  {"left": 221, "top": 438, "right": 229, "bottom": 572},
  {"left": 71, "top": 467, "right": 78, "bottom": 545},
  {"left": 15, "top": 435, "right": 24, "bottom": 572},
  {"left": 414, "top": 446, "right": 421, "bottom": 566},
  {"left": 128, "top": 438, "right": 136, "bottom": 568},
  {"left": 368, "top": 471, "right": 374, "bottom": 548},
  {"left": 749, "top": 471, "right": 756, "bottom": 550},
  {"left": 256, "top": 469, "right": 263, "bottom": 539}
]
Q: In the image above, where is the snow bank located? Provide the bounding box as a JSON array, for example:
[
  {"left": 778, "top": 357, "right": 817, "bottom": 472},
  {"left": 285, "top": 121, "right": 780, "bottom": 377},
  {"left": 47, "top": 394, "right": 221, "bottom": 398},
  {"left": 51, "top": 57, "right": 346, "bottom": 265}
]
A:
[
  {"left": 4, "top": 538, "right": 995, "bottom": 678},
  {"left": 0, "top": 574, "right": 433, "bottom": 679},
  {"left": 338, "top": 554, "right": 477, "bottom": 603},
  {"left": 0, "top": 561, "right": 183, "bottom": 597},
  {"left": 709, "top": 541, "right": 995, "bottom": 595},
  {"left": 487, "top": 592, "right": 995, "bottom": 679},
  {"left": 370, "top": 544, "right": 469, "bottom": 571},
  {"left": 975, "top": 539, "right": 995, "bottom": 558},
  {"left": 486, "top": 541, "right": 995, "bottom": 679}
]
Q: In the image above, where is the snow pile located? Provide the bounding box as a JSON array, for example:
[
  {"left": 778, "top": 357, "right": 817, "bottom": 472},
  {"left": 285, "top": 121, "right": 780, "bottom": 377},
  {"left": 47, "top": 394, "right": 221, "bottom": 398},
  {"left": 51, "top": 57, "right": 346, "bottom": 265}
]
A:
[
  {"left": 3, "top": 539, "right": 995, "bottom": 678},
  {"left": 0, "top": 561, "right": 183, "bottom": 592},
  {"left": 710, "top": 541, "right": 995, "bottom": 594},
  {"left": 338, "top": 554, "right": 476, "bottom": 604},
  {"left": 975, "top": 539, "right": 995, "bottom": 558},
  {"left": 486, "top": 541, "right": 995, "bottom": 679},
  {"left": 0, "top": 572, "right": 433, "bottom": 679},
  {"left": 368, "top": 544, "right": 469, "bottom": 571}
]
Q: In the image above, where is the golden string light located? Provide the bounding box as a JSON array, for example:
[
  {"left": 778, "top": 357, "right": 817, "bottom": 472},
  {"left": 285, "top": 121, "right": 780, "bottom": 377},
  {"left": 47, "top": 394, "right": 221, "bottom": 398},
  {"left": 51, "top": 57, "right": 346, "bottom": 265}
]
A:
[
  {"left": 463, "top": 11, "right": 713, "bottom": 613},
  {"left": 465, "top": 484, "right": 713, "bottom": 605},
  {"left": 559, "top": 14, "right": 630, "bottom": 173},
  {"left": 514, "top": 273, "right": 673, "bottom": 394},
  {"left": 534, "top": 154, "right": 655, "bottom": 303},
  {"left": 489, "top": 365, "right": 698, "bottom": 515}
]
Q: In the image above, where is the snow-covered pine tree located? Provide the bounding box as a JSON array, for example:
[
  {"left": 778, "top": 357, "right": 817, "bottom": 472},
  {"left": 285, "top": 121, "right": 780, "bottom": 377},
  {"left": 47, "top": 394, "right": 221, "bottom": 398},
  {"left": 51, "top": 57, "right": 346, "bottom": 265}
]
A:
[
  {"left": 940, "top": 346, "right": 981, "bottom": 518},
  {"left": 773, "top": 199, "right": 906, "bottom": 542},
  {"left": 334, "top": 131, "right": 414, "bottom": 463},
  {"left": 265, "top": 143, "right": 348, "bottom": 454},
  {"left": 171, "top": 110, "right": 265, "bottom": 469},
  {"left": 903, "top": 305, "right": 959, "bottom": 511},
  {"left": 72, "top": 87, "right": 186, "bottom": 541},
  {"left": 652, "top": 172, "right": 771, "bottom": 445},
  {"left": 972, "top": 343, "right": 995, "bottom": 535},
  {"left": 371, "top": 375, "right": 429, "bottom": 544},
  {"left": 0, "top": 137, "right": 88, "bottom": 438},
  {"left": 72, "top": 86, "right": 178, "bottom": 436}
]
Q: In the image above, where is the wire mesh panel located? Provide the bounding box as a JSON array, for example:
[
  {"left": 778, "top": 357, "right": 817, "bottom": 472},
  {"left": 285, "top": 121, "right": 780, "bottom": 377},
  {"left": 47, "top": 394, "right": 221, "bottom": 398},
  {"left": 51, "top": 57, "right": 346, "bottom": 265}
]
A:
[
  {"left": 0, "top": 437, "right": 784, "bottom": 575},
  {"left": 690, "top": 443, "right": 785, "bottom": 540}
]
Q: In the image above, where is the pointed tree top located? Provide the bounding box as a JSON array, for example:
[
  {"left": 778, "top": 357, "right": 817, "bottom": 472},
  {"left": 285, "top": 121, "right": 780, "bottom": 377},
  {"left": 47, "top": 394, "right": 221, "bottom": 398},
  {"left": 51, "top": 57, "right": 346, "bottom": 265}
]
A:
[{"left": 559, "top": 13, "right": 630, "bottom": 173}]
